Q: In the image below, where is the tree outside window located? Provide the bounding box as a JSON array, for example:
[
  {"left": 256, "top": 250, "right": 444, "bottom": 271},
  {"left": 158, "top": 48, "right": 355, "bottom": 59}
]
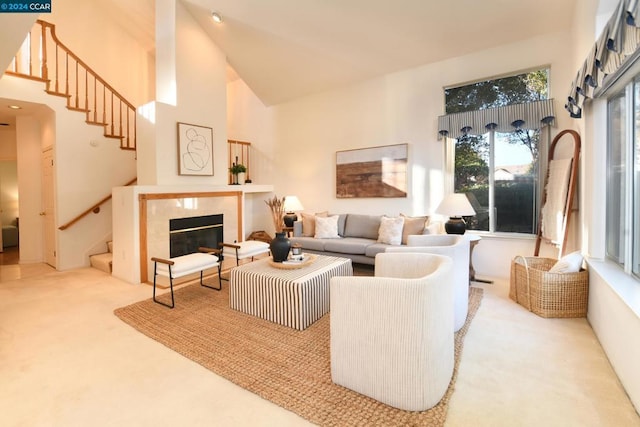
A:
[{"left": 445, "top": 69, "right": 549, "bottom": 234}]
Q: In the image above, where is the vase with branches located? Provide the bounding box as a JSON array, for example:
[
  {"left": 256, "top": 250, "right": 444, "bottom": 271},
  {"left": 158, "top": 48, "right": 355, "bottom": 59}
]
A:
[{"left": 265, "top": 195, "right": 285, "bottom": 233}]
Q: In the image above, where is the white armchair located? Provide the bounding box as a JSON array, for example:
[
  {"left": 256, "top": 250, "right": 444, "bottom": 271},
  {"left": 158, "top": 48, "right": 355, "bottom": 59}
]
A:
[
  {"left": 330, "top": 252, "right": 454, "bottom": 411},
  {"left": 386, "top": 234, "right": 470, "bottom": 331}
]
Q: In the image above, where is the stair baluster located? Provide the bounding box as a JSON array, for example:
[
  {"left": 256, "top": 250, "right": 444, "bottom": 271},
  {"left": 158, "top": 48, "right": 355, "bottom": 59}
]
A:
[{"left": 5, "top": 19, "right": 136, "bottom": 151}]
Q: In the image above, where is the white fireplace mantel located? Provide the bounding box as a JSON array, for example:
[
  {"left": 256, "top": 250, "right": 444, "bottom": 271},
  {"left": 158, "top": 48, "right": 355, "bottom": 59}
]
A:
[{"left": 111, "top": 184, "right": 274, "bottom": 285}]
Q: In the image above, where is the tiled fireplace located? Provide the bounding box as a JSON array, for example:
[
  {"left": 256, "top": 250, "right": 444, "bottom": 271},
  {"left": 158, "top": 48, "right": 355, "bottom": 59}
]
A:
[
  {"left": 112, "top": 184, "right": 273, "bottom": 286},
  {"left": 140, "top": 191, "right": 242, "bottom": 283}
]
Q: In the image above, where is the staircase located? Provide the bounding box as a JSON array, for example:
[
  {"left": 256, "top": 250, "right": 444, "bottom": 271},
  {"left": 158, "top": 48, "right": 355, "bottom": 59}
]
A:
[
  {"left": 5, "top": 20, "right": 138, "bottom": 272},
  {"left": 6, "top": 20, "right": 136, "bottom": 150},
  {"left": 90, "top": 241, "right": 113, "bottom": 273}
]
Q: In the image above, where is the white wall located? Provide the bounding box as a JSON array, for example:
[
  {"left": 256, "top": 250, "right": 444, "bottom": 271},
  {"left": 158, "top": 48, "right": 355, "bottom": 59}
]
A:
[
  {"left": 0, "top": 126, "right": 17, "bottom": 160},
  {"left": 0, "top": 0, "right": 153, "bottom": 269},
  {"left": 0, "top": 161, "right": 19, "bottom": 226},
  {"left": 227, "top": 78, "right": 277, "bottom": 237},
  {"left": 46, "top": 0, "right": 154, "bottom": 107},
  {"left": 228, "top": 29, "right": 577, "bottom": 278},
  {"left": 573, "top": 0, "right": 640, "bottom": 413},
  {"left": 0, "top": 126, "right": 19, "bottom": 227},
  {"left": 137, "top": 0, "right": 228, "bottom": 187},
  {"left": 0, "top": 14, "right": 36, "bottom": 72},
  {"left": 0, "top": 75, "right": 137, "bottom": 269},
  {"left": 15, "top": 115, "right": 43, "bottom": 263}
]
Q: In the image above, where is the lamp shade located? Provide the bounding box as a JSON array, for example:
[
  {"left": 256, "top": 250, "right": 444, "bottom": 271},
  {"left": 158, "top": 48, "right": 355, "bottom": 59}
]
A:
[
  {"left": 283, "top": 196, "right": 304, "bottom": 212},
  {"left": 435, "top": 193, "right": 476, "bottom": 217},
  {"left": 435, "top": 193, "right": 476, "bottom": 234}
]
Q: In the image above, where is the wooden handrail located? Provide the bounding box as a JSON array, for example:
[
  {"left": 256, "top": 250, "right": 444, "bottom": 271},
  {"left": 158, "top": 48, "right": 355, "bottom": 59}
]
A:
[
  {"left": 6, "top": 20, "right": 136, "bottom": 150},
  {"left": 59, "top": 178, "right": 137, "bottom": 231}
]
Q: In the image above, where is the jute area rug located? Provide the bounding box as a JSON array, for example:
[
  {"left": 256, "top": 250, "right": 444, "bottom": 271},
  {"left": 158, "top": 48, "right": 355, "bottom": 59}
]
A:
[{"left": 115, "top": 282, "right": 483, "bottom": 426}]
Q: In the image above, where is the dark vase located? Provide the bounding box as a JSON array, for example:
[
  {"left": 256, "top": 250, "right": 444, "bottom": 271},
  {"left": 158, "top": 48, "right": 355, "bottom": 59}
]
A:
[{"left": 270, "top": 232, "right": 291, "bottom": 262}]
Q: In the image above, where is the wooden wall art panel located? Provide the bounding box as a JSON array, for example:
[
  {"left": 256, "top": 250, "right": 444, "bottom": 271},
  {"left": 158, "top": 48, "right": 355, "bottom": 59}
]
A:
[{"left": 336, "top": 144, "right": 408, "bottom": 198}]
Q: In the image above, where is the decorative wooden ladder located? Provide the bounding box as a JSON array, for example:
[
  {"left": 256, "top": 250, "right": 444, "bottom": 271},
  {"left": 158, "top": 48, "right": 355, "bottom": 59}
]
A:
[{"left": 5, "top": 19, "right": 136, "bottom": 151}]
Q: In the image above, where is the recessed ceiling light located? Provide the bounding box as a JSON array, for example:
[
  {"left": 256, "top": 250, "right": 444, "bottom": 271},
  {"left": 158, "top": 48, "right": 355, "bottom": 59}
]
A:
[
  {"left": 8, "top": 105, "right": 21, "bottom": 110},
  {"left": 211, "top": 12, "right": 223, "bottom": 23}
]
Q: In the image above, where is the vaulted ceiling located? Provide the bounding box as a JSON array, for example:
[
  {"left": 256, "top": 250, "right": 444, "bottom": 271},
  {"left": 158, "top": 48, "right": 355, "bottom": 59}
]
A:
[
  {"left": 181, "top": 0, "right": 578, "bottom": 105},
  {"left": 2, "top": 0, "right": 579, "bottom": 120},
  {"left": 98, "top": 0, "right": 578, "bottom": 105}
]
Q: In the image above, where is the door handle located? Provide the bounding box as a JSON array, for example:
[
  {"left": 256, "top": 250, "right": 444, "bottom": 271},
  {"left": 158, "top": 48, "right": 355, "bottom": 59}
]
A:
[{"left": 39, "top": 212, "right": 46, "bottom": 216}]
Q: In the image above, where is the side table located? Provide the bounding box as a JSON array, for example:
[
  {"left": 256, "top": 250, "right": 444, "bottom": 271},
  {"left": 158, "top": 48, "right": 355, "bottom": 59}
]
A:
[
  {"left": 282, "top": 226, "right": 294, "bottom": 237},
  {"left": 467, "top": 234, "right": 493, "bottom": 284}
]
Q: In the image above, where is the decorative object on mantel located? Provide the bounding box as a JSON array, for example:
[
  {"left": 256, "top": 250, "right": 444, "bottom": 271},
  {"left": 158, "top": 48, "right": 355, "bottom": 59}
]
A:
[
  {"left": 336, "top": 144, "right": 408, "bottom": 198},
  {"left": 436, "top": 193, "right": 476, "bottom": 234},
  {"left": 177, "top": 122, "right": 214, "bottom": 176},
  {"left": 228, "top": 139, "right": 252, "bottom": 184},
  {"left": 270, "top": 232, "right": 291, "bottom": 262},
  {"left": 229, "top": 162, "right": 247, "bottom": 185},
  {"left": 283, "top": 195, "right": 305, "bottom": 227},
  {"left": 265, "top": 195, "right": 285, "bottom": 233}
]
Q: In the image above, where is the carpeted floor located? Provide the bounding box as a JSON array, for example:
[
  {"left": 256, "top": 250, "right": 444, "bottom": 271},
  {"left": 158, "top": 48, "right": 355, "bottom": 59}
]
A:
[{"left": 115, "top": 282, "right": 483, "bottom": 426}]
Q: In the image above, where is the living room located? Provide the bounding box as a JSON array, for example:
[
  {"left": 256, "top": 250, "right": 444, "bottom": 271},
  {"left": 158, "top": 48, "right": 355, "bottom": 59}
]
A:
[{"left": 0, "top": 0, "right": 639, "bottom": 425}]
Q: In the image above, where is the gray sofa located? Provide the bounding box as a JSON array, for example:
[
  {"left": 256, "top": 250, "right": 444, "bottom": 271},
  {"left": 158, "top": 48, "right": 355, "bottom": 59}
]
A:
[{"left": 290, "top": 213, "right": 436, "bottom": 265}]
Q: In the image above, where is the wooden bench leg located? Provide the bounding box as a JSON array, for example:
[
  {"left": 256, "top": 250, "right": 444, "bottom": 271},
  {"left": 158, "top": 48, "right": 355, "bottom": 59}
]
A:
[{"left": 153, "top": 262, "right": 175, "bottom": 309}]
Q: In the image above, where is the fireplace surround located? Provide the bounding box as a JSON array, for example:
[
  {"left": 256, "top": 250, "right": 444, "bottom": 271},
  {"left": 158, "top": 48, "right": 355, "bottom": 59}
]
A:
[{"left": 139, "top": 191, "right": 242, "bottom": 284}]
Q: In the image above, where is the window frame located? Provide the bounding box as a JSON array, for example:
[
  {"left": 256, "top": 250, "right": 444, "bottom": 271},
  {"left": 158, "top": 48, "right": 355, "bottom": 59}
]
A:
[
  {"left": 445, "top": 69, "right": 550, "bottom": 236},
  {"left": 602, "top": 62, "right": 640, "bottom": 279}
]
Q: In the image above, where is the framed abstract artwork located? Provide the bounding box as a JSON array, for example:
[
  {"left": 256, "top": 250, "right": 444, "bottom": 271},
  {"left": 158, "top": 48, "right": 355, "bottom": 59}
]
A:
[
  {"left": 177, "top": 122, "right": 214, "bottom": 176},
  {"left": 336, "top": 143, "right": 408, "bottom": 198}
]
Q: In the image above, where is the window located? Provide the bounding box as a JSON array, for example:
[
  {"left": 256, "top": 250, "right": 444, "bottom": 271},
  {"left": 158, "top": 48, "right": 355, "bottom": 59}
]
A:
[
  {"left": 606, "top": 76, "right": 640, "bottom": 278},
  {"left": 445, "top": 69, "right": 549, "bottom": 234}
]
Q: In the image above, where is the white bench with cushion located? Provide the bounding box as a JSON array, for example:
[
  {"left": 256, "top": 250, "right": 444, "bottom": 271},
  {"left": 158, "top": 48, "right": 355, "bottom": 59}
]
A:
[
  {"left": 220, "top": 240, "right": 270, "bottom": 266},
  {"left": 151, "top": 247, "right": 222, "bottom": 308}
]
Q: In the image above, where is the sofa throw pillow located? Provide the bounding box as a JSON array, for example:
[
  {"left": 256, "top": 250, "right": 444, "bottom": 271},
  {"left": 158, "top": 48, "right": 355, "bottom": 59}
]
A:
[
  {"left": 329, "top": 213, "right": 348, "bottom": 236},
  {"left": 377, "top": 216, "right": 405, "bottom": 245},
  {"left": 315, "top": 215, "right": 340, "bottom": 239},
  {"left": 400, "top": 214, "right": 429, "bottom": 244},
  {"left": 301, "top": 211, "right": 328, "bottom": 237},
  {"left": 549, "top": 251, "right": 583, "bottom": 273}
]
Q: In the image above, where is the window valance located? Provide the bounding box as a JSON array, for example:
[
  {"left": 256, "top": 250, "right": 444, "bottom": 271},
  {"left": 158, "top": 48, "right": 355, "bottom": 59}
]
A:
[
  {"left": 566, "top": 0, "right": 640, "bottom": 118},
  {"left": 437, "top": 99, "right": 556, "bottom": 140}
]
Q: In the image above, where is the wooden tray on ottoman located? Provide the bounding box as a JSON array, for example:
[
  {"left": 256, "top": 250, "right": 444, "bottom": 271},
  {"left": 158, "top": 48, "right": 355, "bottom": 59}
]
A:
[{"left": 268, "top": 254, "right": 316, "bottom": 269}]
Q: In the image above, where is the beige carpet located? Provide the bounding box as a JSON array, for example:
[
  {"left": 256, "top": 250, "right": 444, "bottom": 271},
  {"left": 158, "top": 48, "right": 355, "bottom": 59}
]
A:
[{"left": 115, "top": 283, "right": 483, "bottom": 426}]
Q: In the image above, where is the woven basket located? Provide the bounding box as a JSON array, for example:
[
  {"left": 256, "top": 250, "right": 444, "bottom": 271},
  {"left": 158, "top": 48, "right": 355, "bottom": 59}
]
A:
[{"left": 509, "top": 256, "right": 589, "bottom": 318}]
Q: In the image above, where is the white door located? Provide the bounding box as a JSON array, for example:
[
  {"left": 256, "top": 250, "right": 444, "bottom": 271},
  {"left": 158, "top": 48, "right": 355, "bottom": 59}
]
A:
[{"left": 42, "top": 149, "right": 56, "bottom": 267}]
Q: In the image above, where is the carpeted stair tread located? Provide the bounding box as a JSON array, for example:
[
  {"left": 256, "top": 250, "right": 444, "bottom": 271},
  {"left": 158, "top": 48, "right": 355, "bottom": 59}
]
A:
[
  {"left": 90, "top": 252, "right": 112, "bottom": 273},
  {"left": 90, "top": 241, "right": 113, "bottom": 273}
]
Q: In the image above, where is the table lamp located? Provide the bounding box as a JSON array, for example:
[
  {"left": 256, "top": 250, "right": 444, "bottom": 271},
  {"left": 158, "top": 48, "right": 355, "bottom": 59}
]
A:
[
  {"left": 283, "top": 196, "right": 304, "bottom": 227},
  {"left": 435, "top": 193, "right": 476, "bottom": 234}
]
